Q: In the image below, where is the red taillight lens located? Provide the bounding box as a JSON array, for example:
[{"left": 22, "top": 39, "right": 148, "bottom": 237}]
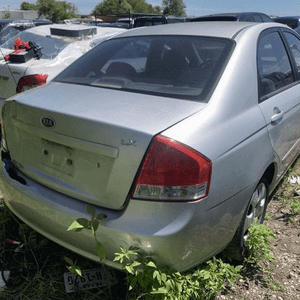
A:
[
  {"left": 131, "top": 135, "right": 212, "bottom": 201},
  {"left": 16, "top": 74, "right": 48, "bottom": 93}
]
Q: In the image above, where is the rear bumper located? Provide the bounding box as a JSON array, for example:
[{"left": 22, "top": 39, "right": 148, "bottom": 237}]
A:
[{"left": 0, "top": 161, "right": 252, "bottom": 272}]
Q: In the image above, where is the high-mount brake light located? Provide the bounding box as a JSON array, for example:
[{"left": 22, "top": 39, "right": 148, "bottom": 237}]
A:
[
  {"left": 131, "top": 135, "right": 212, "bottom": 201},
  {"left": 16, "top": 74, "right": 48, "bottom": 93}
]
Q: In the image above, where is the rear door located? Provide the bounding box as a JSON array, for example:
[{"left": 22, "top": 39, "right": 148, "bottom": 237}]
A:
[{"left": 258, "top": 28, "right": 300, "bottom": 174}]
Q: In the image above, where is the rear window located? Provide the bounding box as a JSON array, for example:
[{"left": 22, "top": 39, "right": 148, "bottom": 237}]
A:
[
  {"left": 54, "top": 35, "right": 234, "bottom": 101},
  {"left": 1, "top": 31, "right": 69, "bottom": 59}
]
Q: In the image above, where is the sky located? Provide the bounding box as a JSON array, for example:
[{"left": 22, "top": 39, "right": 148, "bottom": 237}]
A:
[{"left": 2, "top": 0, "right": 300, "bottom": 18}]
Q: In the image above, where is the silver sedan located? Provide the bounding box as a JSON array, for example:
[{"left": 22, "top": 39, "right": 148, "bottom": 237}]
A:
[{"left": 1, "top": 21, "right": 300, "bottom": 272}]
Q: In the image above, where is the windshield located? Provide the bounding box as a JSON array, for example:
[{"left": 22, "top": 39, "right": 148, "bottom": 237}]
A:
[
  {"left": 1, "top": 31, "right": 69, "bottom": 59},
  {"left": 54, "top": 35, "right": 234, "bottom": 101}
]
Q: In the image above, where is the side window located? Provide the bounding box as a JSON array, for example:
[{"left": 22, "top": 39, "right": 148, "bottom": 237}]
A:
[
  {"left": 261, "top": 15, "right": 273, "bottom": 22},
  {"left": 257, "top": 31, "right": 294, "bottom": 100},
  {"left": 283, "top": 32, "right": 300, "bottom": 79},
  {"left": 244, "top": 16, "right": 253, "bottom": 22},
  {"left": 253, "top": 15, "right": 263, "bottom": 22}
]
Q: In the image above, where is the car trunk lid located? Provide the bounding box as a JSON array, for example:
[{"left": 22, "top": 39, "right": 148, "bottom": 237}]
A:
[{"left": 3, "top": 82, "right": 205, "bottom": 209}]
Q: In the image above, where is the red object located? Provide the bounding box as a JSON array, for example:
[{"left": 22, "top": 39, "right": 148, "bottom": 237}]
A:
[
  {"left": 6, "top": 239, "right": 21, "bottom": 245},
  {"left": 17, "top": 74, "right": 48, "bottom": 93},
  {"left": 4, "top": 38, "right": 31, "bottom": 62},
  {"left": 13, "top": 38, "right": 30, "bottom": 51}
]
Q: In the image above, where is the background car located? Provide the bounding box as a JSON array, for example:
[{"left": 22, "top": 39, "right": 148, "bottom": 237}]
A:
[
  {"left": 190, "top": 12, "right": 274, "bottom": 23},
  {"left": 0, "top": 23, "right": 126, "bottom": 108},
  {"left": 0, "top": 19, "right": 52, "bottom": 45},
  {"left": 1, "top": 21, "right": 300, "bottom": 272},
  {"left": 133, "top": 15, "right": 188, "bottom": 27},
  {"left": 273, "top": 16, "right": 300, "bottom": 29}
]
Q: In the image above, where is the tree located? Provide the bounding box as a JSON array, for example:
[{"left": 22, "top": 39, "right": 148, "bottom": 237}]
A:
[
  {"left": 20, "top": 2, "right": 38, "bottom": 10},
  {"left": 3, "top": 12, "right": 11, "bottom": 19},
  {"left": 92, "top": 0, "right": 131, "bottom": 15},
  {"left": 162, "top": 0, "right": 186, "bottom": 16},
  {"left": 91, "top": 0, "right": 161, "bottom": 16},
  {"left": 127, "top": 0, "right": 161, "bottom": 13},
  {"left": 37, "top": 0, "right": 78, "bottom": 23}
]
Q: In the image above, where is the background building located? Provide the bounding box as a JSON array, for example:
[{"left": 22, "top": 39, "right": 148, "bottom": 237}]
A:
[{"left": 0, "top": 10, "right": 38, "bottom": 19}]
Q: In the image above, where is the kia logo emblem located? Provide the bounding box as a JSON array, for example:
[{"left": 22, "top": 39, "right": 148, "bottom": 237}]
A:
[{"left": 41, "top": 117, "right": 56, "bottom": 128}]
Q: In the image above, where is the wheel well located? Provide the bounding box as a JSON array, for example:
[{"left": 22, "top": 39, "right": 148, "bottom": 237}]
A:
[{"left": 261, "top": 163, "right": 275, "bottom": 186}]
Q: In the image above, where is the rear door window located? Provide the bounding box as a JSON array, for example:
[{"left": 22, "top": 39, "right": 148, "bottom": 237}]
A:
[
  {"left": 244, "top": 16, "right": 253, "bottom": 22},
  {"left": 283, "top": 31, "right": 300, "bottom": 80},
  {"left": 253, "top": 15, "right": 263, "bottom": 22},
  {"left": 257, "top": 31, "right": 294, "bottom": 101}
]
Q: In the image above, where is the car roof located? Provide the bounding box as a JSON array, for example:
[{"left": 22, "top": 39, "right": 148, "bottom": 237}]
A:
[
  {"left": 197, "top": 12, "right": 264, "bottom": 17},
  {"left": 115, "top": 21, "right": 286, "bottom": 40},
  {"left": 191, "top": 12, "right": 273, "bottom": 22}
]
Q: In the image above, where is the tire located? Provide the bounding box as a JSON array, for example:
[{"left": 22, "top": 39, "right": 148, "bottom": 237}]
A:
[{"left": 226, "top": 178, "right": 269, "bottom": 261}]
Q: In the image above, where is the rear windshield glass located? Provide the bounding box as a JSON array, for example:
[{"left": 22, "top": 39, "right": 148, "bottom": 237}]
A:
[
  {"left": 54, "top": 35, "right": 234, "bottom": 101},
  {"left": 1, "top": 31, "right": 69, "bottom": 59}
]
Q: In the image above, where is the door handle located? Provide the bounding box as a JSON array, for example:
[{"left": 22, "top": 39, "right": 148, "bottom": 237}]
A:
[{"left": 271, "top": 107, "right": 284, "bottom": 124}]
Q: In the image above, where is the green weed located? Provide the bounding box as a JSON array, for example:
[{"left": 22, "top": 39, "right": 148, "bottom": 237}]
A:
[
  {"left": 244, "top": 224, "right": 276, "bottom": 266},
  {"left": 114, "top": 247, "right": 242, "bottom": 300}
]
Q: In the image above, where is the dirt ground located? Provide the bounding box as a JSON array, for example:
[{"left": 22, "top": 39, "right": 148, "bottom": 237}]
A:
[{"left": 216, "top": 172, "right": 300, "bottom": 300}]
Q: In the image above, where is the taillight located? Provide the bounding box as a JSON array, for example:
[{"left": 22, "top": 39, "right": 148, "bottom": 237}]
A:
[
  {"left": 131, "top": 135, "right": 212, "bottom": 201},
  {"left": 16, "top": 74, "right": 48, "bottom": 93}
]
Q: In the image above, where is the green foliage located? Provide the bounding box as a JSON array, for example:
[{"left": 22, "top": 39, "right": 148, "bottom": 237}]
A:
[
  {"left": 274, "top": 165, "right": 300, "bottom": 225},
  {"left": 3, "top": 12, "right": 11, "bottom": 19},
  {"left": 67, "top": 205, "right": 107, "bottom": 260},
  {"left": 64, "top": 257, "right": 82, "bottom": 276},
  {"left": 290, "top": 199, "right": 300, "bottom": 214},
  {"left": 244, "top": 224, "right": 275, "bottom": 265},
  {"left": 270, "top": 281, "right": 285, "bottom": 291},
  {"left": 162, "top": 0, "right": 186, "bottom": 16},
  {"left": 91, "top": 0, "right": 161, "bottom": 16},
  {"left": 37, "top": 0, "right": 78, "bottom": 23},
  {"left": 114, "top": 247, "right": 242, "bottom": 299},
  {"left": 20, "top": 1, "right": 39, "bottom": 10},
  {"left": 264, "top": 213, "right": 271, "bottom": 220}
]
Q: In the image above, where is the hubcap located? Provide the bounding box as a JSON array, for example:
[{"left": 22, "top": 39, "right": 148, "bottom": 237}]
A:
[{"left": 243, "top": 182, "right": 267, "bottom": 243}]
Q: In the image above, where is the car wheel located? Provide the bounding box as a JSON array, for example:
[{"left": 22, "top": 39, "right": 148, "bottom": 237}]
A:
[{"left": 226, "top": 178, "right": 269, "bottom": 261}]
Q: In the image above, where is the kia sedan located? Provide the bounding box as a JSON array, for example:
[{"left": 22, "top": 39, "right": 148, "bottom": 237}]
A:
[{"left": 1, "top": 21, "right": 300, "bottom": 272}]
